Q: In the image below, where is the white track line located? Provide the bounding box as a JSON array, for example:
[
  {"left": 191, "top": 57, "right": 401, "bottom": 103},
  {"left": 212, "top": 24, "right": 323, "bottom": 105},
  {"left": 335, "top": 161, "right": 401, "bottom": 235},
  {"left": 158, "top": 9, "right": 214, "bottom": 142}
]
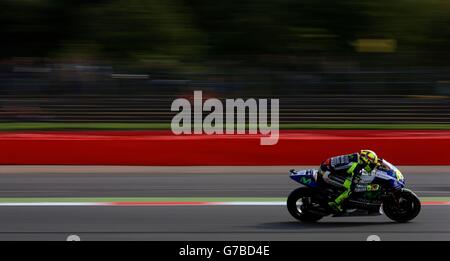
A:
[
  {"left": 216, "top": 202, "right": 284, "bottom": 206},
  {"left": 0, "top": 201, "right": 447, "bottom": 207},
  {"left": 0, "top": 202, "right": 103, "bottom": 206}
]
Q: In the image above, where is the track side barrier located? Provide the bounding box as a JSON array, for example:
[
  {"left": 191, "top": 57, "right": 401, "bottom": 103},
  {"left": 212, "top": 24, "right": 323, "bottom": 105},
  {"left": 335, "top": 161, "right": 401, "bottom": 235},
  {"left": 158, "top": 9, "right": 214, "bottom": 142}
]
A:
[{"left": 0, "top": 130, "right": 448, "bottom": 165}]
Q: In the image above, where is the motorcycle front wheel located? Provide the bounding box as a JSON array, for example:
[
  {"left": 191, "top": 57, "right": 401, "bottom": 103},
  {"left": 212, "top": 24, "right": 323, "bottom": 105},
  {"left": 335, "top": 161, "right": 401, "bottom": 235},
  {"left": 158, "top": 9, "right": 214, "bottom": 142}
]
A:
[{"left": 382, "top": 189, "right": 421, "bottom": 223}]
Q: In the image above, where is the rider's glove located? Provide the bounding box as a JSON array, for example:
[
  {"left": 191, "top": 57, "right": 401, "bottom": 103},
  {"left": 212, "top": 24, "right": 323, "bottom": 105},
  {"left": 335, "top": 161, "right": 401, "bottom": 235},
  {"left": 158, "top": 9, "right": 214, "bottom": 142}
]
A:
[{"left": 366, "top": 184, "right": 380, "bottom": 191}]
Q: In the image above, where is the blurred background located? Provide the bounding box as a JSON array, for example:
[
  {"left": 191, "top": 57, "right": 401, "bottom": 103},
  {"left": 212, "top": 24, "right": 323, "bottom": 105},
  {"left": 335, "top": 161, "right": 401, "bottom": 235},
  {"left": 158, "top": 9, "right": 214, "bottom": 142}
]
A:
[{"left": 1, "top": 0, "right": 450, "bottom": 128}]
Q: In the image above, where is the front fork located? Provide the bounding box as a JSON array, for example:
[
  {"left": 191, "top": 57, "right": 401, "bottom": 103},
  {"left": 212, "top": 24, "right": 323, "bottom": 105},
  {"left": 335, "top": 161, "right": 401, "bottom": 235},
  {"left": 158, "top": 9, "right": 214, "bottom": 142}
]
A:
[{"left": 381, "top": 188, "right": 407, "bottom": 208}]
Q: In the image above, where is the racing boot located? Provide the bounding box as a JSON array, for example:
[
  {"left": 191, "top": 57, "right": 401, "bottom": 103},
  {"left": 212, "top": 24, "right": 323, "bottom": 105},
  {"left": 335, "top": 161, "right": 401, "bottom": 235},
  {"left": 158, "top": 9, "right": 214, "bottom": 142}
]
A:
[
  {"left": 328, "top": 189, "right": 350, "bottom": 214},
  {"left": 328, "top": 178, "right": 352, "bottom": 214},
  {"left": 328, "top": 201, "right": 343, "bottom": 213}
]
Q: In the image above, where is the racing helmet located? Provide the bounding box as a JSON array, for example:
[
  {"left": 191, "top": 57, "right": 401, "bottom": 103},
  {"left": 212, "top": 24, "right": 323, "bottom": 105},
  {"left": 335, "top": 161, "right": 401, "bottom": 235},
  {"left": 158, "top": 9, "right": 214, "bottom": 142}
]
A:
[{"left": 359, "top": 149, "right": 378, "bottom": 166}]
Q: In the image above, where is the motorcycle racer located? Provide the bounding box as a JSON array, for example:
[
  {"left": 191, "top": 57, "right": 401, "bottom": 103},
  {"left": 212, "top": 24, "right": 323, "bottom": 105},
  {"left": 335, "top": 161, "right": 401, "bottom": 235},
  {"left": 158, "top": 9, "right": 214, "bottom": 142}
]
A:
[
  {"left": 319, "top": 150, "right": 381, "bottom": 213},
  {"left": 288, "top": 152, "right": 421, "bottom": 223}
]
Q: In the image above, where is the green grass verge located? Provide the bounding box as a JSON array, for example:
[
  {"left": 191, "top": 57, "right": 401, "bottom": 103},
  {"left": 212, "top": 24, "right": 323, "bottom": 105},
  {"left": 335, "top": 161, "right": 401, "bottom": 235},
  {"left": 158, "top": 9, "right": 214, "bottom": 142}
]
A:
[
  {"left": 281, "top": 123, "right": 450, "bottom": 130},
  {"left": 2, "top": 122, "right": 450, "bottom": 131},
  {"left": 0, "top": 122, "right": 170, "bottom": 131}
]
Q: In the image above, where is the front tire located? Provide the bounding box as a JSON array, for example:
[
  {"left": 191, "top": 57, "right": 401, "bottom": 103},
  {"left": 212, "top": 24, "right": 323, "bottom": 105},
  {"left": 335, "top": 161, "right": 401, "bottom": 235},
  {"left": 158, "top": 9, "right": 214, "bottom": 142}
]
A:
[
  {"left": 287, "top": 187, "right": 324, "bottom": 222},
  {"left": 383, "top": 189, "right": 421, "bottom": 223}
]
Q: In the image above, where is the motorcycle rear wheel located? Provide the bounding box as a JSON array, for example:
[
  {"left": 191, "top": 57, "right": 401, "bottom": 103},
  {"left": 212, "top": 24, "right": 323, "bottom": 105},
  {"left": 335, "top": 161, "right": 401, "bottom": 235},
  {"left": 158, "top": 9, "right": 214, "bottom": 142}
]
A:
[{"left": 287, "top": 187, "right": 324, "bottom": 222}]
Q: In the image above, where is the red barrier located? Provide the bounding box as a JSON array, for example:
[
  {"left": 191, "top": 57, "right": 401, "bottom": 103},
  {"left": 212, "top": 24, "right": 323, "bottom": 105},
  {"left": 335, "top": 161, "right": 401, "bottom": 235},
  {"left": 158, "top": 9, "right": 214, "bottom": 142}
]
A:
[{"left": 0, "top": 130, "right": 449, "bottom": 165}]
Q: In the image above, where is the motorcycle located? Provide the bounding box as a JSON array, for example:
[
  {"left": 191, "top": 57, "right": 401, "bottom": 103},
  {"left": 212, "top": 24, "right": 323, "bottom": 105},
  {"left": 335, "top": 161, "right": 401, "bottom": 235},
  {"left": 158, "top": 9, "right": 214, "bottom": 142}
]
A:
[{"left": 287, "top": 159, "right": 421, "bottom": 223}]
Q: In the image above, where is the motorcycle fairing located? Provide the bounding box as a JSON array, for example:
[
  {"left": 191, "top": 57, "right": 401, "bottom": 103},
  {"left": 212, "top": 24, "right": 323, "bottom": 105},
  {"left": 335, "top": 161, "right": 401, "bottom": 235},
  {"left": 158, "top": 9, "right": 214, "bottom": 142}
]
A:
[{"left": 289, "top": 169, "right": 321, "bottom": 188}]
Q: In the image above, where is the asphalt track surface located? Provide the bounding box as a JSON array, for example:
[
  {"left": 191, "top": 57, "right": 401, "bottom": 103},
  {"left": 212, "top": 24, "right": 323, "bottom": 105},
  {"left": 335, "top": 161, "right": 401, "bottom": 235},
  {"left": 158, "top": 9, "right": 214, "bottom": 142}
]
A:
[{"left": 0, "top": 166, "right": 449, "bottom": 241}]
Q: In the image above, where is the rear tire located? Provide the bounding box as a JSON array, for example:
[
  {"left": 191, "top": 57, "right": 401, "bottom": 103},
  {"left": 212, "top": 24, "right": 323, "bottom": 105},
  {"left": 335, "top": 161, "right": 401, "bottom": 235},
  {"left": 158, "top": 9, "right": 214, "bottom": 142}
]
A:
[
  {"left": 287, "top": 187, "right": 324, "bottom": 222},
  {"left": 383, "top": 189, "right": 421, "bottom": 223}
]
